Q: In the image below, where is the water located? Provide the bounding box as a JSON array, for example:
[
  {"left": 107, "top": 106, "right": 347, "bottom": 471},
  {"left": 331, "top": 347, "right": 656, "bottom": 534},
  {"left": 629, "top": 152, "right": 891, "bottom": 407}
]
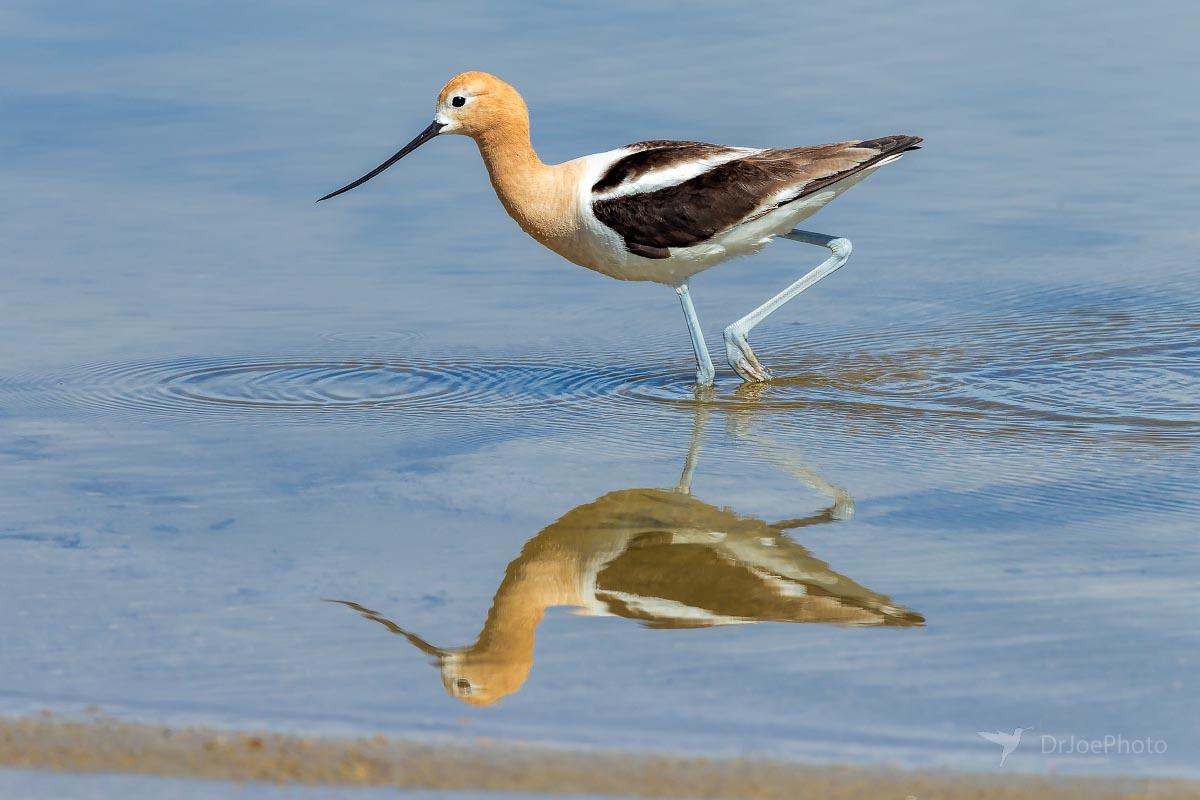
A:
[{"left": 2, "top": 0, "right": 1198, "bottom": 780}]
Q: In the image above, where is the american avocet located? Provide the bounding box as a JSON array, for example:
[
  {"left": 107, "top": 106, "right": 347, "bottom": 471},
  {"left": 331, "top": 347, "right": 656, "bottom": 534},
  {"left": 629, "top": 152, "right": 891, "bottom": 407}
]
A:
[
  {"left": 320, "top": 71, "right": 921, "bottom": 387},
  {"left": 328, "top": 488, "right": 921, "bottom": 706},
  {"left": 326, "top": 411, "right": 922, "bottom": 706}
]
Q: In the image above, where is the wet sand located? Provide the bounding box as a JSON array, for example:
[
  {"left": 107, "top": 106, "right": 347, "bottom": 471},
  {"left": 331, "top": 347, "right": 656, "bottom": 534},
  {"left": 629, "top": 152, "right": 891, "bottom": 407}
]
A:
[{"left": 3, "top": 716, "right": 1196, "bottom": 799}]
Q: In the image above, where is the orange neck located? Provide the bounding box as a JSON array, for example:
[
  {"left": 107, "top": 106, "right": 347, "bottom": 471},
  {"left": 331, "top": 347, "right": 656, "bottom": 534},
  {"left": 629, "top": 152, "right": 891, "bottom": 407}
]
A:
[{"left": 471, "top": 120, "right": 581, "bottom": 246}]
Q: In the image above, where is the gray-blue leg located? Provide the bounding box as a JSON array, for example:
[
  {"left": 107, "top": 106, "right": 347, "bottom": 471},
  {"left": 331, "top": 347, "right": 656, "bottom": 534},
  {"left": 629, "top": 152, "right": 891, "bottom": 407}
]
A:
[
  {"left": 724, "top": 229, "right": 852, "bottom": 383},
  {"left": 674, "top": 403, "right": 710, "bottom": 494},
  {"left": 675, "top": 282, "right": 715, "bottom": 388}
]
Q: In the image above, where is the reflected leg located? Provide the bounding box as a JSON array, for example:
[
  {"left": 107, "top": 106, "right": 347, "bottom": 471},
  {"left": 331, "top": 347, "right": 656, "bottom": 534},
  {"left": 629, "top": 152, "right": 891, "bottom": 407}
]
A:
[
  {"left": 724, "top": 404, "right": 855, "bottom": 520},
  {"left": 674, "top": 403, "right": 711, "bottom": 494}
]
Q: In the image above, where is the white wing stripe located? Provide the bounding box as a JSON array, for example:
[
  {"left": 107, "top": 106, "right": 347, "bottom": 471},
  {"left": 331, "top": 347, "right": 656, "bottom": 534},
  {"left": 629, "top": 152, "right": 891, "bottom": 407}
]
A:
[{"left": 592, "top": 148, "right": 761, "bottom": 201}]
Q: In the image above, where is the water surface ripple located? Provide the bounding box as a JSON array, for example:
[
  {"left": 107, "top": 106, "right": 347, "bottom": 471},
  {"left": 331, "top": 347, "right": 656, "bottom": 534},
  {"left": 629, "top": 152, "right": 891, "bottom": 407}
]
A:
[{"left": 3, "top": 287, "right": 1195, "bottom": 447}]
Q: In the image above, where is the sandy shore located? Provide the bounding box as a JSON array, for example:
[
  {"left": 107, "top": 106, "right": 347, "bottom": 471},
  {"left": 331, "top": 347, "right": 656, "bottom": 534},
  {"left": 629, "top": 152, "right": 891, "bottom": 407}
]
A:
[{"left": 2, "top": 715, "right": 1196, "bottom": 799}]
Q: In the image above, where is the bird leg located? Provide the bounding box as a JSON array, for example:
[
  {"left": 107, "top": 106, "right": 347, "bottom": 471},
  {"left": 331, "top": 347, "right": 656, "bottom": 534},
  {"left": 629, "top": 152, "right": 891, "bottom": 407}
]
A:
[
  {"left": 724, "top": 229, "right": 853, "bottom": 383},
  {"left": 674, "top": 403, "right": 710, "bottom": 494},
  {"left": 675, "top": 282, "right": 715, "bottom": 388}
]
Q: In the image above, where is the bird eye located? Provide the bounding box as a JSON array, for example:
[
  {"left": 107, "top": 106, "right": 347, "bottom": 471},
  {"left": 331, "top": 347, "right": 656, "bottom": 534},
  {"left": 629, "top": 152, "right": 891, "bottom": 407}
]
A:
[
  {"left": 454, "top": 678, "right": 472, "bottom": 694},
  {"left": 451, "top": 96, "right": 466, "bottom": 108}
]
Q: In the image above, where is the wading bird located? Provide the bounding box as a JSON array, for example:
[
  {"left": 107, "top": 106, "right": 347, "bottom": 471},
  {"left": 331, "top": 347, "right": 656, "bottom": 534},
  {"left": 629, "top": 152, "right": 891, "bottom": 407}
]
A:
[
  {"left": 320, "top": 72, "right": 920, "bottom": 387},
  {"left": 326, "top": 408, "right": 923, "bottom": 706}
]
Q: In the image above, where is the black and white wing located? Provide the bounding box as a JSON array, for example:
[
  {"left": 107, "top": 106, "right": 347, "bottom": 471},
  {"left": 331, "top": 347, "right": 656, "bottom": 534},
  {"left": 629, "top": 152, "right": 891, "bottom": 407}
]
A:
[{"left": 590, "top": 135, "right": 922, "bottom": 259}]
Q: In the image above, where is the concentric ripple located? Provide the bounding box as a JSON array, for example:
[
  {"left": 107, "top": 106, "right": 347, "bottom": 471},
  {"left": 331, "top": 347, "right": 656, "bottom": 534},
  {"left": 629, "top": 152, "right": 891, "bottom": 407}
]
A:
[
  {"left": 40, "top": 356, "right": 638, "bottom": 419},
  {"left": 615, "top": 351, "right": 953, "bottom": 412},
  {"left": 10, "top": 286, "right": 1199, "bottom": 446},
  {"left": 320, "top": 329, "right": 422, "bottom": 345},
  {"left": 615, "top": 288, "right": 1200, "bottom": 442}
]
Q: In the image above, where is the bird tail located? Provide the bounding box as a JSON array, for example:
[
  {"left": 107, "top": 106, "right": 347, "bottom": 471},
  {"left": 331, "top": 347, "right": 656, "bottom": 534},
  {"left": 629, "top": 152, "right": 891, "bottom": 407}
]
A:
[{"left": 856, "top": 134, "right": 923, "bottom": 154}]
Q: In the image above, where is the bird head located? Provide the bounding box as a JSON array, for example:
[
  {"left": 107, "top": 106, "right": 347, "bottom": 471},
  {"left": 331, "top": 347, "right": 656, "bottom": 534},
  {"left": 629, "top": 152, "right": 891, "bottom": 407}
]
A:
[
  {"left": 434, "top": 71, "right": 528, "bottom": 139},
  {"left": 436, "top": 648, "right": 533, "bottom": 707},
  {"left": 318, "top": 71, "right": 526, "bottom": 202}
]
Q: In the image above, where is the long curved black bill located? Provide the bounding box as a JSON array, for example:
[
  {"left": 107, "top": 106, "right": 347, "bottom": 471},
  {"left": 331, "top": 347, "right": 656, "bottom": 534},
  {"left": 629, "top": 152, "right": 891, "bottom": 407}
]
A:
[
  {"left": 324, "top": 598, "right": 449, "bottom": 657},
  {"left": 317, "top": 120, "right": 444, "bottom": 202}
]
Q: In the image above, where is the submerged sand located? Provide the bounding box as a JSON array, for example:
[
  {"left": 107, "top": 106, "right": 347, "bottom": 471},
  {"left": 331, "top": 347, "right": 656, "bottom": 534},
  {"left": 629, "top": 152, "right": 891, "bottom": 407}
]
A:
[{"left": 1, "top": 715, "right": 1196, "bottom": 799}]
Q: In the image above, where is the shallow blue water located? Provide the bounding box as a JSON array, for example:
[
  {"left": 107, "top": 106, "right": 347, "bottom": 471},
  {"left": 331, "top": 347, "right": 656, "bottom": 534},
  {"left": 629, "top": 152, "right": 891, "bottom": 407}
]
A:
[{"left": 2, "top": 0, "right": 1198, "bottom": 779}]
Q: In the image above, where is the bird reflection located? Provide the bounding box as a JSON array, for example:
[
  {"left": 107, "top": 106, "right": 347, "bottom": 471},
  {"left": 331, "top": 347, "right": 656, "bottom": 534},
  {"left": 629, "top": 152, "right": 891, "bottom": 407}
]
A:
[{"left": 329, "top": 409, "right": 922, "bottom": 706}]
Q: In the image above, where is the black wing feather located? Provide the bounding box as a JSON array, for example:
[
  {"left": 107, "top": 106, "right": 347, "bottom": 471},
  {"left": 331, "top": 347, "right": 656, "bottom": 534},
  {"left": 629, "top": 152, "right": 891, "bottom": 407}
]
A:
[{"left": 593, "top": 135, "right": 921, "bottom": 258}]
